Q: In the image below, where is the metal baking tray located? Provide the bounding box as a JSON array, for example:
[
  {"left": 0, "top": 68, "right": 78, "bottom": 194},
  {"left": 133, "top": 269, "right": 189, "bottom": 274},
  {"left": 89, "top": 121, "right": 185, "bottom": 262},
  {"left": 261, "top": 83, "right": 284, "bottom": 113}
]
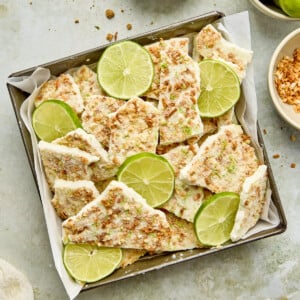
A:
[{"left": 7, "top": 11, "right": 287, "bottom": 293}]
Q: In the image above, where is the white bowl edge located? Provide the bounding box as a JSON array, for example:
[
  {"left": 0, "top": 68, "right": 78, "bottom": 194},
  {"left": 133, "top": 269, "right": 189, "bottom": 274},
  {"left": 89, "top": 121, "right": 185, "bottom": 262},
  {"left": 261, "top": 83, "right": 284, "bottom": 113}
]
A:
[{"left": 249, "top": 0, "right": 300, "bottom": 21}]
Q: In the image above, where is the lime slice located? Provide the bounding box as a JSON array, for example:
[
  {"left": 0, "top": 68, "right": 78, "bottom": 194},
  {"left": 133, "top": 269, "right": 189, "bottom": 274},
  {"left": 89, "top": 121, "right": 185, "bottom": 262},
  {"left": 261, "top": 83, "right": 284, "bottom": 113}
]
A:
[
  {"left": 97, "top": 41, "right": 154, "bottom": 99},
  {"left": 194, "top": 192, "right": 240, "bottom": 247},
  {"left": 198, "top": 59, "right": 241, "bottom": 118},
  {"left": 32, "top": 99, "right": 82, "bottom": 142},
  {"left": 63, "top": 244, "right": 122, "bottom": 283},
  {"left": 117, "top": 152, "right": 175, "bottom": 207}
]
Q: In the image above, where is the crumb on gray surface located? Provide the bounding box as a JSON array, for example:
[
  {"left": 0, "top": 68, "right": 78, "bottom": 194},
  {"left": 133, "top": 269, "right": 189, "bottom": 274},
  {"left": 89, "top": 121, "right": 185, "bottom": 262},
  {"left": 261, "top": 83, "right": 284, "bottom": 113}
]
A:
[{"left": 290, "top": 134, "right": 297, "bottom": 142}]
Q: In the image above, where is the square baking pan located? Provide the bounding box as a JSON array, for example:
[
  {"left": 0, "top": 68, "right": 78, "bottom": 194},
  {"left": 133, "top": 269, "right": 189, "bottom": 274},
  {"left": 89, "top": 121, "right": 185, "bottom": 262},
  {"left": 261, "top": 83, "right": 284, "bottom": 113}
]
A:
[{"left": 7, "top": 10, "right": 287, "bottom": 292}]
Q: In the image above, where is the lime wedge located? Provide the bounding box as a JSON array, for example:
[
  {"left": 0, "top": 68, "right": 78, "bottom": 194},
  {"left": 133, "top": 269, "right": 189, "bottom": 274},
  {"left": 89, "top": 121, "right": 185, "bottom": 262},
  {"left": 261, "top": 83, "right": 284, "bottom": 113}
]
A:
[
  {"left": 117, "top": 152, "right": 175, "bottom": 207},
  {"left": 32, "top": 99, "right": 82, "bottom": 142},
  {"left": 194, "top": 192, "right": 240, "bottom": 247},
  {"left": 198, "top": 59, "right": 240, "bottom": 118},
  {"left": 63, "top": 244, "right": 122, "bottom": 283},
  {"left": 97, "top": 41, "right": 154, "bottom": 99}
]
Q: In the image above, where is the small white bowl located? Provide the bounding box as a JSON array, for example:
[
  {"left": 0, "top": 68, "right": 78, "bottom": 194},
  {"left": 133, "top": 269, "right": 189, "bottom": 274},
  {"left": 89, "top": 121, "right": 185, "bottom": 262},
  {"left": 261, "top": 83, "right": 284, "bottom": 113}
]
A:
[
  {"left": 268, "top": 28, "right": 300, "bottom": 130},
  {"left": 249, "top": 0, "right": 300, "bottom": 21}
]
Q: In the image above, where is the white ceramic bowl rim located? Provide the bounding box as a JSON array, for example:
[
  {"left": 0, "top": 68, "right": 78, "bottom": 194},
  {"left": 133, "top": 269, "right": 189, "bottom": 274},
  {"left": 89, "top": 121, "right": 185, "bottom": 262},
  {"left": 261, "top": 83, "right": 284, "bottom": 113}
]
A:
[
  {"left": 250, "top": 0, "right": 300, "bottom": 21},
  {"left": 268, "top": 28, "right": 300, "bottom": 130}
]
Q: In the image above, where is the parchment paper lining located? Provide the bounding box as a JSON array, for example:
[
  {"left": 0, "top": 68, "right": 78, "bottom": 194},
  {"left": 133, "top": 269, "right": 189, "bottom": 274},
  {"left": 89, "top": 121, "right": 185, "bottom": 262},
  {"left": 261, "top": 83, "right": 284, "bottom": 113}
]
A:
[{"left": 7, "top": 11, "right": 280, "bottom": 300}]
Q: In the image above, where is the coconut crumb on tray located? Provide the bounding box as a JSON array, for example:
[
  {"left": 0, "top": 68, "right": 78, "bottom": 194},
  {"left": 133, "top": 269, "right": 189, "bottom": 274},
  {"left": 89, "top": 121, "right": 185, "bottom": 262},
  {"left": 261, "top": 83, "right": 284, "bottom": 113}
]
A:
[
  {"left": 106, "top": 33, "right": 114, "bottom": 42},
  {"left": 114, "top": 32, "right": 118, "bottom": 41},
  {"left": 105, "top": 9, "right": 115, "bottom": 19}
]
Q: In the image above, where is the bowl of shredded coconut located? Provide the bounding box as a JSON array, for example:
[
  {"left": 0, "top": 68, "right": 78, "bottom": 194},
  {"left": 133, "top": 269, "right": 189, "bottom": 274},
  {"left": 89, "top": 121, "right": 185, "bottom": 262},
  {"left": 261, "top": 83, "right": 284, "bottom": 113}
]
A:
[{"left": 268, "top": 28, "right": 300, "bottom": 130}]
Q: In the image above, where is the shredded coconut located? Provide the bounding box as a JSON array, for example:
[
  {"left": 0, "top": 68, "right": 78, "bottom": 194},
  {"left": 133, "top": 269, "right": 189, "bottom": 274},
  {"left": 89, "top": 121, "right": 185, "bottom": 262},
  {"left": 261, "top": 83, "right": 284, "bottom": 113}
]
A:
[{"left": 274, "top": 48, "right": 300, "bottom": 113}]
